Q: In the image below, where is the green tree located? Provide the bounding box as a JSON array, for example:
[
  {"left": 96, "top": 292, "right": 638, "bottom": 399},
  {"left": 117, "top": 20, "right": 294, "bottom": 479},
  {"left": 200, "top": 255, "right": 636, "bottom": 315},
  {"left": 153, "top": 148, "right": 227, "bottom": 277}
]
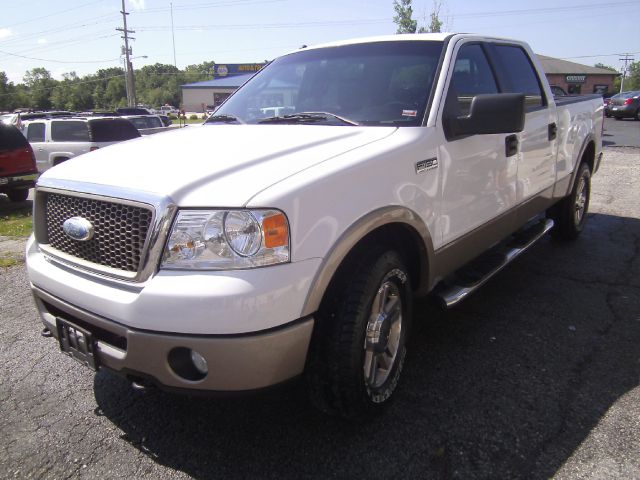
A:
[
  {"left": 623, "top": 61, "right": 640, "bottom": 90},
  {"left": 394, "top": 0, "right": 444, "bottom": 34},
  {"left": 0, "top": 72, "right": 17, "bottom": 111},
  {"left": 426, "top": 1, "right": 443, "bottom": 33},
  {"left": 104, "top": 76, "right": 127, "bottom": 108},
  {"left": 23, "top": 67, "right": 57, "bottom": 110},
  {"left": 393, "top": 0, "right": 417, "bottom": 33}
]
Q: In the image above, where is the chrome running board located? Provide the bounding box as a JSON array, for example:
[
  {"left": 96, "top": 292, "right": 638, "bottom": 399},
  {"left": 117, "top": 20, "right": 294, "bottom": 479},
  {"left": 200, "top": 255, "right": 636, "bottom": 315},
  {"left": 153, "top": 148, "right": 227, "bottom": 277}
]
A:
[{"left": 433, "top": 219, "right": 554, "bottom": 308}]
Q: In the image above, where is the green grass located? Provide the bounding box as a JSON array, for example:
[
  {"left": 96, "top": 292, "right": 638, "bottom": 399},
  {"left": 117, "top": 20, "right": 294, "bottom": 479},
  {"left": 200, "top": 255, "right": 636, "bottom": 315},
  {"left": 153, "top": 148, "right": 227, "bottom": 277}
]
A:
[
  {"left": 0, "top": 204, "right": 33, "bottom": 237},
  {"left": 0, "top": 253, "right": 23, "bottom": 268}
]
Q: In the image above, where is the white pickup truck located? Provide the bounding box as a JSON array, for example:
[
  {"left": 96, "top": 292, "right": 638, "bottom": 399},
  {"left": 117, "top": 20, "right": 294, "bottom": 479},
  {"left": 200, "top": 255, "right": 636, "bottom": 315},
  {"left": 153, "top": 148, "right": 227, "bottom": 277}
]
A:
[{"left": 27, "top": 33, "right": 603, "bottom": 419}]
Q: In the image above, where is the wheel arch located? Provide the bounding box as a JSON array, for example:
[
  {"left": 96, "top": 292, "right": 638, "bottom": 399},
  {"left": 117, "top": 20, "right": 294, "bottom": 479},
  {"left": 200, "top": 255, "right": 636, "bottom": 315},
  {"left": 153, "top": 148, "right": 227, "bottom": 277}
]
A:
[
  {"left": 301, "top": 206, "right": 434, "bottom": 317},
  {"left": 563, "top": 135, "right": 596, "bottom": 198}
]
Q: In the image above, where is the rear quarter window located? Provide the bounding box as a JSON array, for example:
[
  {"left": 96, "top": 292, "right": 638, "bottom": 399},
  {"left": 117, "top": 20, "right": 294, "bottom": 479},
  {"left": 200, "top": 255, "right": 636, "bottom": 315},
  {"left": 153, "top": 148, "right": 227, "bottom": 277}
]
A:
[
  {"left": 26, "top": 123, "right": 46, "bottom": 142},
  {"left": 0, "top": 124, "right": 30, "bottom": 151},
  {"left": 51, "top": 121, "right": 90, "bottom": 142},
  {"left": 89, "top": 119, "right": 141, "bottom": 142}
]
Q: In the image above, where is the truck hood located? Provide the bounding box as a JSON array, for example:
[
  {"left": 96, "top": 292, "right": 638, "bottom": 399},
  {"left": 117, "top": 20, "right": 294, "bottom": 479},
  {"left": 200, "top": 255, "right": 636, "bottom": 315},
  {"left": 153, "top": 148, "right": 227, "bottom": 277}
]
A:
[{"left": 40, "top": 124, "right": 397, "bottom": 206}]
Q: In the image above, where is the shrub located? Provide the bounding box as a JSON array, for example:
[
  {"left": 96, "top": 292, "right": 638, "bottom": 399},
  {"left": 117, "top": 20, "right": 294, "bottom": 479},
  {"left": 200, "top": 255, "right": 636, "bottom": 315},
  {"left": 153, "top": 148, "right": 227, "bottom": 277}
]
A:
[{"left": 189, "top": 114, "right": 198, "bottom": 120}]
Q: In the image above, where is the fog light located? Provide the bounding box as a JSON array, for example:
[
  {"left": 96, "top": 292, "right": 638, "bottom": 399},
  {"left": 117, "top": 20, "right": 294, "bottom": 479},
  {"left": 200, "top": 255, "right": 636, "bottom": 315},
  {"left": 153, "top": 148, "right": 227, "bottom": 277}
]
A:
[{"left": 190, "top": 349, "right": 208, "bottom": 375}]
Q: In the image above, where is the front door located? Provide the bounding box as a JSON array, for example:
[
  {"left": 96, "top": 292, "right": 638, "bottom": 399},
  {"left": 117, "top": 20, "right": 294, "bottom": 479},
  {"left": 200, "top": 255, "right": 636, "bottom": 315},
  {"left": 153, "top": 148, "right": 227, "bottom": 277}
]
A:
[{"left": 437, "top": 42, "right": 518, "bottom": 246}]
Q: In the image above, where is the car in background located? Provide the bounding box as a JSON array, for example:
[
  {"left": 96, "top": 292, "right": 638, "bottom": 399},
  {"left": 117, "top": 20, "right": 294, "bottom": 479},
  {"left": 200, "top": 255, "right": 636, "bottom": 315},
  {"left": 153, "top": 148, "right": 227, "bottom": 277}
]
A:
[
  {"left": 158, "top": 114, "right": 173, "bottom": 127},
  {"left": 21, "top": 117, "right": 141, "bottom": 172},
  {"left": 116, "top": 107, "right": 153, "bottom": 116},
  {"left": 610, "top": 91, "right": 640, "bottom": 120},
  {"left": 0, "top": 123, "right": 38, "bottom": 202},
  {"left": 1, "top": 111, "right": 73, "bottom": 125},
  {"left": 549, "top": 85, "right": 567, "bottom": 97},
  {"left": 159, "top": 105, "right": 179, "bottom": 115},
  {"left": 603, "top": 93, "right": 621, "bottom": 118},
  {"left": 120, "top": 114, "right": 171, "bottom": 134}
]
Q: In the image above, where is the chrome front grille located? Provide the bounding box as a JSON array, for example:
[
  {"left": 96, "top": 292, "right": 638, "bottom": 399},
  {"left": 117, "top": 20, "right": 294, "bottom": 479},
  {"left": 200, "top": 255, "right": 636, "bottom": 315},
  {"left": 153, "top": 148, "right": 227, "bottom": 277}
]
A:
[{"left": 43, "top": 192, "right": 154, "bottom": 274}]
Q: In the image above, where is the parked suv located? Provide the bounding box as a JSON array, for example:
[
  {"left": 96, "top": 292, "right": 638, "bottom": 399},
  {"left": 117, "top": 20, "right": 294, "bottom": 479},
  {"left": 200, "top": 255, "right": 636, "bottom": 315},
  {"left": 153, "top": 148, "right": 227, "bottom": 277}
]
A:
[
  {"left": 610, "top": 90, "right": 640, "bottom": 120},
  {"left": 0, "top": 123, "right": 38, "bottom": 202},
  {"left": 22, "top": 117, "right": 140, "bottom": 172}
]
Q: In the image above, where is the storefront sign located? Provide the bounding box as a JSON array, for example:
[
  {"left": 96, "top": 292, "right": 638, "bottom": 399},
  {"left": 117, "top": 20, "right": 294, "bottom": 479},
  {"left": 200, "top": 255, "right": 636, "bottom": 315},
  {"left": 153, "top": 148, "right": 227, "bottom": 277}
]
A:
[
  {"left": 565, "top": 75, "right": 587, "bottom": 84},
  {"left": 214, "top": 64, "right": 266, "bottom": 77}
]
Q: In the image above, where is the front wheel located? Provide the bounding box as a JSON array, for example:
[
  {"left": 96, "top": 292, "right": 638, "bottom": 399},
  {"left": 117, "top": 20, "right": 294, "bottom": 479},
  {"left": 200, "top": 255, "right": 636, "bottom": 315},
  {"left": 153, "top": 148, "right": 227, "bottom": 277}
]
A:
[
  {"left": 548, "top": 162, "right": 591, "bottom": 241},
  {"left": 7, "top": 189, "right": 29, "bottom": 202},
  {"left": 307, "top": 249, "right": 412, "bottom": 419}
]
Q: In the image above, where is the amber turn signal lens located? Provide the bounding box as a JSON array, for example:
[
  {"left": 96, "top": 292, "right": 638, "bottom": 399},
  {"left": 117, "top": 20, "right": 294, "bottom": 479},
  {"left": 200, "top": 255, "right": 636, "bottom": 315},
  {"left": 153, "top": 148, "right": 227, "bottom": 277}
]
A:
[{"left": 263, "top": 213, "right": 289, "bottom": 248}]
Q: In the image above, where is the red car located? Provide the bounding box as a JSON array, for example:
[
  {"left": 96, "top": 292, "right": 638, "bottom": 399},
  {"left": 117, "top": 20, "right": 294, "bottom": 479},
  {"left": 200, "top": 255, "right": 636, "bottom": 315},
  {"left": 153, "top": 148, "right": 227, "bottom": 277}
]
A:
[{"left": 0, "top": 123, "right": 38, "bottom": 202}]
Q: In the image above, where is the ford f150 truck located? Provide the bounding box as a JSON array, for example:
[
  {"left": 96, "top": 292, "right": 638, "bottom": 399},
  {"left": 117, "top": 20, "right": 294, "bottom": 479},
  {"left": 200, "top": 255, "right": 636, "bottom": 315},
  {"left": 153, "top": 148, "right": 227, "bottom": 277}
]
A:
[{"left": 27, "top": 33, "right": 603, "bottom": 419}]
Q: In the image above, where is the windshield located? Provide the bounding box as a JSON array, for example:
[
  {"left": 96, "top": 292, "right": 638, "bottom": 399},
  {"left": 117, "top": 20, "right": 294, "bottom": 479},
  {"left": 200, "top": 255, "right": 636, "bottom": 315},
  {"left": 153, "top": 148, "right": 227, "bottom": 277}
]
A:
[{"left": 215, "top": 41, "right": 443, "bottom": 126}]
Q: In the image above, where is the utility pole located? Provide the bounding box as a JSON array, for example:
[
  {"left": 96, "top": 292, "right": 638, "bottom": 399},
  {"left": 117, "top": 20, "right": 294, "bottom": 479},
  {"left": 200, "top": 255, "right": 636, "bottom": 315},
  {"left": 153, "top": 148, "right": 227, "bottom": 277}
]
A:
[
  {"left": 619, "top": 53, "right": 634, "bottom": 93},
  {"left": 117, "top": 0, "right": 136, "bottom": 107},
  {"left": 171, "top": 2, "right": 177, "bottom": 68}
]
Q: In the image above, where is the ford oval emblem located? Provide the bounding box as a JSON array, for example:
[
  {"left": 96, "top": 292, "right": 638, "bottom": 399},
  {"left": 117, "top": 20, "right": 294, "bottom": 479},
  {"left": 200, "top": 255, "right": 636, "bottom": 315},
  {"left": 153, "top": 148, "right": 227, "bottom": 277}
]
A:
[{"left": 62, "top": 217, "right": 94, "bottom": 242}]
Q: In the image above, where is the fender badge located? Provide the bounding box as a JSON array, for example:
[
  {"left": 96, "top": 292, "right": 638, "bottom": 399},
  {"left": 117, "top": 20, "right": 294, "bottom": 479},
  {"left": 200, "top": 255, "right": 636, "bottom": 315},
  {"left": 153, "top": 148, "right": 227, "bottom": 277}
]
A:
[{"left": 416, "top": 157, "right": 438, "bottom": 174}]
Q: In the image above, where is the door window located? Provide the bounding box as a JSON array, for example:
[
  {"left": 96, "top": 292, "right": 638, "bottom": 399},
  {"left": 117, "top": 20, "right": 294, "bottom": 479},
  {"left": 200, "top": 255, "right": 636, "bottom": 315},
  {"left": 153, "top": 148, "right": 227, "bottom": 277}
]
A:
[
  {"left": 447, "top": 44, "right": 498, "bottom": 116},
  {"left": 26, "top": 123, "right": 45, "bottom": 142},
  {"left": 492, "top": 45, "right": 544, "bottom": 110}
]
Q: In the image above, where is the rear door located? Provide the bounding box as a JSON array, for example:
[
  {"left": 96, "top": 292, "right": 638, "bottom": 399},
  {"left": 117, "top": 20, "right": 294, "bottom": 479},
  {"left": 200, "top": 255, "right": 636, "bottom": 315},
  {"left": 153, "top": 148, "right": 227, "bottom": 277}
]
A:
[{"left": 487, "top": 44, "right": 557, "bottom": 206}]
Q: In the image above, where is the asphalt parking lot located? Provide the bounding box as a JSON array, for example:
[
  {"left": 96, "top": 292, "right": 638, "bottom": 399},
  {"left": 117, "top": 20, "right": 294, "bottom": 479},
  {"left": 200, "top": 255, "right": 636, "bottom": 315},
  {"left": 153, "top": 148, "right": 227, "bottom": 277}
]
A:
[{"left": 1, "top": 146, "right": 639, "bottom": 479}]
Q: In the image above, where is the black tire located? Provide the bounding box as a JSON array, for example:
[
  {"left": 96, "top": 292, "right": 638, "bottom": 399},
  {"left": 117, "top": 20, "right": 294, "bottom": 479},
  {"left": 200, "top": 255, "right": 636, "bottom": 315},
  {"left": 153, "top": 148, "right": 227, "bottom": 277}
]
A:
[
  {"left": 548, "top": 162, "right": 591, "bottom": 241},
  {"left": 53, "top": 157, "right": 69, "bottom": 166},
  {"left": 635, "top": 109, "right": 640, "bottom": 121},
  {"left": 7, "top": 189, "right": 29, "bottom": 202},
  {"left": 614, "top": 116, "right": 623, "bottom": 121},
  {"left": 307, "top": 248, "right": 412, "bottom": 420}
]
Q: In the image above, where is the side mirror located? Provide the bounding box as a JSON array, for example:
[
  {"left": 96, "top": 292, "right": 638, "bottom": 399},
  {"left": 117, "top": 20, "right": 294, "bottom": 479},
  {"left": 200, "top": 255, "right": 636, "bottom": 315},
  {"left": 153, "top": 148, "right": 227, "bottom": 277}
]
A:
[{"left": 444, "top": 93, "right": 525, "bottom": 140}]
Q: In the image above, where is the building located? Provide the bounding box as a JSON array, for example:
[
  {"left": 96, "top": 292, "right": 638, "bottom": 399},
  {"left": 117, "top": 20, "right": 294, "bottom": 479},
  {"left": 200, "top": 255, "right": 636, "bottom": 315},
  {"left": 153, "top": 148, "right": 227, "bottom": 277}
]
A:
[
  {"left": 182, "top": 74, "right": 253, "bottom": 113},
  {"left": 537, "top": 55, "right": 618, "bottom": 95}
]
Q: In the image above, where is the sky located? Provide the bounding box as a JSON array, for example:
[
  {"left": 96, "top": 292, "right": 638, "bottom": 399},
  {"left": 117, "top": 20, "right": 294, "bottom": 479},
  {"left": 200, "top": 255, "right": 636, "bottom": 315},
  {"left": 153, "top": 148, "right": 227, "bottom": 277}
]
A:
[{"left": 1, "top": 0, "right": 639, "bottom": 84}]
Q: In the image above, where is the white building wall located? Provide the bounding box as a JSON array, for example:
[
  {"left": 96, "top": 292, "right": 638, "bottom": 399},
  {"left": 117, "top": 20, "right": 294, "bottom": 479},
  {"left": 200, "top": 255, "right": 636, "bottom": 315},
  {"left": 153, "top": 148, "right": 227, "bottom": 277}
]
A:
[{"left": 182, "top": 88, "right": 237, "bottom": 112}]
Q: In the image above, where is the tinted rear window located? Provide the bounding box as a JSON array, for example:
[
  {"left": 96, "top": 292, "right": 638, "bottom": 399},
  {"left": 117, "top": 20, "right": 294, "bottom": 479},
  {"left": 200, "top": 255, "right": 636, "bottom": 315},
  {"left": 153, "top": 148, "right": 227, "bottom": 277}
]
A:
[
  {"left": 128, "top": 117, "right": 163, "bottom": 129},
  {"left": 88, "top": 119, "right": 141, "bottom": 142},
  {"left": 26, "top": 123, "right": 46, "bottom": 142},
  {"left": 51, "top": 121, "right": 90, "bottom": 141},
  {"left": 0, "top": 123, "right": 29, "bottom": 151}
]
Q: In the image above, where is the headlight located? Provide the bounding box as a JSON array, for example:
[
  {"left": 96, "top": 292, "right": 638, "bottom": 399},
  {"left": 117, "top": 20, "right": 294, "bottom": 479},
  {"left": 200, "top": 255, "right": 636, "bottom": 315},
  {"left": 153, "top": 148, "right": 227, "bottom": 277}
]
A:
[{"left": 161, "top": 209, "right": 289, "bottom": 270}]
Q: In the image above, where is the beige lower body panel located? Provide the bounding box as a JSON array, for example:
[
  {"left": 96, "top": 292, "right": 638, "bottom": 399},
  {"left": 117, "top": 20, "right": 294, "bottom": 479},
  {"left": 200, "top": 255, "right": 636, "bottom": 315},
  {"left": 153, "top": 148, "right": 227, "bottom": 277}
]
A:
[
  {"left": 33, "top": 286, "right": 314, "bottom": 392},
  {"left": 431, "top": 185, "right": 557, "bottom": 284}
]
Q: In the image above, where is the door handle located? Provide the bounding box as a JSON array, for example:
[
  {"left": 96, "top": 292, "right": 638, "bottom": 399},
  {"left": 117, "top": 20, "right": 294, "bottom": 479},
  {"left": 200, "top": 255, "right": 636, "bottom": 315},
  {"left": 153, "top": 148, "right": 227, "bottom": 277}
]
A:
[
  {"left": 505, "top": 134, "right": 518, "bottom": 157},
  {"left": 548, "top": 122, "right": 557, "bottom": 141}
]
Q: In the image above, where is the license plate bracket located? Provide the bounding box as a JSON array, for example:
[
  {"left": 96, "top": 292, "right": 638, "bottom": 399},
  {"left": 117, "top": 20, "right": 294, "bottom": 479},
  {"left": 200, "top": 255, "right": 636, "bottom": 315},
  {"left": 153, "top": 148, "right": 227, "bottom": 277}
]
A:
[{"left": 57, "top": 318, "right": 99, "bottom": 371}]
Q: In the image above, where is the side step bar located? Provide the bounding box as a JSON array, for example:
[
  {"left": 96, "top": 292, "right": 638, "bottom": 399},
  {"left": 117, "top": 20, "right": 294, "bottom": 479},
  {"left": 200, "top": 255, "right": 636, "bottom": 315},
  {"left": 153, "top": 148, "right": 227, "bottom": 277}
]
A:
[{"left": 433, "top": 219, "right": 554, "bottom": 308}]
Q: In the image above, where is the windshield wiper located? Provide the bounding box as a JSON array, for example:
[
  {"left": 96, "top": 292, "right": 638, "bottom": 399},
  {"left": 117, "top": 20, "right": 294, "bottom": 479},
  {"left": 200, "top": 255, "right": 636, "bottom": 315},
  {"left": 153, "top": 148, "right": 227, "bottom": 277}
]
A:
[
  {"left": 204, "top": 114, "right": 243, "bottom": 124},
  {"left": 258, "top": 112, "right": 359, "bottom": 126}
]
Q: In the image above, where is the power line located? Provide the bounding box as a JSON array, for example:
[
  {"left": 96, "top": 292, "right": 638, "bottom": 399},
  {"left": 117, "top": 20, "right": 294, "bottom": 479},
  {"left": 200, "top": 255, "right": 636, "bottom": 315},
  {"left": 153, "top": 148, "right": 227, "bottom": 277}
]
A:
[
  {"left": 0, "top": 48, "right": 120, "bottom": 64},
  {"left": 2, "top": 0, "right": 105, "bottom": 28},
  {"left": 560, "top": 51, "right": 640, "bottom": 60},
  {"left": 0, "top": 14, "right": 121, "bottom": 48}
]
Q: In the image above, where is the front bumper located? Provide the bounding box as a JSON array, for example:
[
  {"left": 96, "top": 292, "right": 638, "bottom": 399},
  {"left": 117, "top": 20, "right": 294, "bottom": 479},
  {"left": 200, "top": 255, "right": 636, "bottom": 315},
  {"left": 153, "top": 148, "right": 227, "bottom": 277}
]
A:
[
  {"left": 0, "top": 171, "right": 38, "bottom": 194},
  {"left": 33, "top": 286, "right": 314, "bottom": 391}
]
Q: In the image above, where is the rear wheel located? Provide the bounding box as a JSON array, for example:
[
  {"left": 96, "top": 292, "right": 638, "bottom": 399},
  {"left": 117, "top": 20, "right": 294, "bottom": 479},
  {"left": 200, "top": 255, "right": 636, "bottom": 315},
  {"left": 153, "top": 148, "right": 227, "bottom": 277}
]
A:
[
  {"left": 307, "top": 249, "right": 412, "bottom": 419},
  {"left": 548, "top": 162, "right": 591, "bottom": 241},
  {"left": 53, "top": 157, "right": 69, "bottom": 166},
  {"left": 7, "top": 189, "right": 29, "bottom": 202}
]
